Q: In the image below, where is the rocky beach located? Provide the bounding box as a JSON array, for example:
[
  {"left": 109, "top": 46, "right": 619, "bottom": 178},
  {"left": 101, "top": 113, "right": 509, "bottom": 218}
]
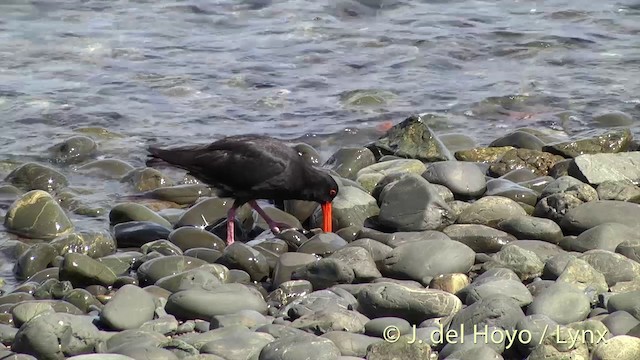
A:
[{"left": 1, "top": 115, "right": 640, "bottom": 359}]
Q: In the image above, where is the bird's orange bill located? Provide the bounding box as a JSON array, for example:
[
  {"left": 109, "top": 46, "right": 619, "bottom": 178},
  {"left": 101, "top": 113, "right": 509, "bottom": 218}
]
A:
[{"left": 322, "top": 202, "right": 332, "bottom": 233}]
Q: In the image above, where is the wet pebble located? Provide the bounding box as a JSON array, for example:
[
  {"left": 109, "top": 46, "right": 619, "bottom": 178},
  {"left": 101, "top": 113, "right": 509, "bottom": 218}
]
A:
[
  {"left": 4, "top": 190, "right": 74, "bottom": 240},
  {"left": 114, "top": 221, "right": 172, "bottom": 248},
  {"left": 109, "top": 202, "right": 172, "bottom": 228},
  {"left": 5, "top": 163, "right": 68, "bottom": 193},
  {"left": 48, "top": 136, "right": 97, "bottom": 164}
]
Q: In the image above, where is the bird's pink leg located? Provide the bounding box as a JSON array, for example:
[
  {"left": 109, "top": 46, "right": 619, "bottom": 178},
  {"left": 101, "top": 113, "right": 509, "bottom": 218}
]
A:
[
  {"left": 249, "top": 200, "right": 292, "bottom": 234},
  {"left": 226, "top": 205, "right": 237, "bottom": 246}
]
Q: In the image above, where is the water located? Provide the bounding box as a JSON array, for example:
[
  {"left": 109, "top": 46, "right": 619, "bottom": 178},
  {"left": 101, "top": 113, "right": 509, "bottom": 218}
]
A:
[{"left": 0, "top": 0, "right": 639, "bottom": 284}]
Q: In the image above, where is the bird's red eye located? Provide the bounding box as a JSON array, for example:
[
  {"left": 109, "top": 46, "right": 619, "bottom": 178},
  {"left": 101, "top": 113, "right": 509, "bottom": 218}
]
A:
[{"left": 329, "top": 189, "right": 337, "bottom": 197}]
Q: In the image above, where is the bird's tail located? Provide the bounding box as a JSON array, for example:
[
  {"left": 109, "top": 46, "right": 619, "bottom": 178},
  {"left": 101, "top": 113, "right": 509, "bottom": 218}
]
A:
[{"left": 145, "top": 144, "right": 201, "bottom": 170}]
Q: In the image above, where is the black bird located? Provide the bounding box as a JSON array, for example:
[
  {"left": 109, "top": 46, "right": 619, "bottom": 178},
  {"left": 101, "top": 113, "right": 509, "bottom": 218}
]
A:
[{"left": 145, "top": 134, "right": 339, "bottom": 245}]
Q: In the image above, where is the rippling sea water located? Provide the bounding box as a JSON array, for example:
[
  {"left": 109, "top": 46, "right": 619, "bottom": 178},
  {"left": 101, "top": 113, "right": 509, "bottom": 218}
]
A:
[{"left": 0, "top": 0, "right": 640, "bottom": 283}]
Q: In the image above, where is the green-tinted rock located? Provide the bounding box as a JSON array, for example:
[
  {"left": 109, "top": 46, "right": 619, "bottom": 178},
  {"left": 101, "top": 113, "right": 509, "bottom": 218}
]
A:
[
  {"left": 147, "top": 184, "right": 212, "bottom": 205},
  {"left": 59, "top": 253, "right": 117, "bottom": 288},
  {"left": 4, "top": 190, "right": 74, "bottom": 240},
  {"left": 62, "top": 289, "right": 103, "bottom": 313},
  {"left": 15, "top": 243, "right": 58, "bottom": 280},
  {"left": 5, "top": 163, "right": 68, "bottom": 192},
  {"left": 121, "top": 167, "right": 173, "bottom": 192},
  {"left": 370, "top": 115, "right": 452, "bottom": 162},
  {"left": 168, "top": 227, "right": 226, "bottom": 252},
  {"left": 455, "top": 146, "right": 515, "bottom": 163},
  {"left": 323, "top": 147, "right": 376, "bottom": 180},
  {"left": 48, "top": 136, "right": 97, "bottom": 164},
  {"left": 109, "top": 202, "right": 172, "bottom": 228},
  {"left": 543, "top": 129, "right": 632, "bottom": 158},
  {"left": 489, "top": 148, "right": 565, "bottom": 177},
  {"left": 592, "top": 111, "right": 634, "bottom": 127},
  {"left": 76, "top": 159, "right": 135, "bottom": 179},
  {"left": 356, "top": 159, "right": 426, "bottom": 193}
]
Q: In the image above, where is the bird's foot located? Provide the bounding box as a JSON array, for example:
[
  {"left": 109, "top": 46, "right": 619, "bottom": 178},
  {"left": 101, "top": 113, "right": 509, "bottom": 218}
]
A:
[{"left": 268, "top": 221, "right": 293, "bottom": 234}]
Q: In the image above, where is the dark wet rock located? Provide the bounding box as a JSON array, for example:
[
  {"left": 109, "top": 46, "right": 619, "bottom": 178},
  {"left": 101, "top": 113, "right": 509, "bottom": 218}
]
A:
[
  {"left": 14, "top": 243, "right": 58, "bottom": 280},
  {"left": 356, "top": 159, "right": 426, "bottom": 193},
  {"left": 121, "top": 167, "right": 173, "bottom": 192},
  {"left": 580, "top": 250, "right": 640, "bottom": 287},
  {"left": 569, "top": 152, "right": 640, "bottom": 185},
  {"left": 62, "top": 289, "right": 103, "bottom": 313},
  {"left": 497, "top": 216, "right": 563, "bottom": 244},
  {"left": 175, "top": 197, "right": 250, "bottom": 229},
  {"left": 76, "top": 159, "right": 135, "bottom": 179},
  {"left": 482, "top": 244, "right": 544, "bottom": 281},
  {"left": 59, "top": 252, "right": 117, "bottom": 288},
  {"left": 597, "top": 180, "right": 640, "bottom": 202},
  {"left": 32, "top": 278, "right": 73, "bottom": 300},
  {"left": 216, "top": 243, "right": 269, "bottom": 282},
  {"left": 382, "top": 239, "right": 474, "bottom": 285},
  {"left": 421, "top": 161, "right": 487, "bottom": 198},
  {"left": 24, "top": 267, "right": 59, "bottom": 284},
  {"left": 4, "top": 190, "right": 74, "bottom": 240},
  {"left": 321, "top": 331, "right": 381, "bottom": 358},
  {"left": 272, "top": 253, "right": 318, "bottom": 288},
  {"left": 48, "top": 136, "right": 97, "bottom": 164},
  {"left": 109, "top": 202, "right": 172, "bottom": 228},
  {"left": 543, "top": 129, "right": 632, "bottom": 158},
  {"left": 456, "top": 195, "right": 527, "bottom": 227},
  {"left": 291, "top": 306, "right": 369, "bottom": 335},
  {"left": 526, "top": 282, "right": 591, "bottom": 324},
  {"left": 488, "top": 148, "right": 564, "bottom": 177},
  {"left": 136, "top": 255, "right": 209, "bottom": 286},
  {"left": 5, "top": 163, "right": 68, "bottom": 192},
  {"left": 165, "top": 284, "right": 267, "bottom": 321},
  {"left": 484, "top": 178, "right": 539, "bottom": 206},
  {"left": 258, "top": 332, "right": 341, "bottom": 360},
  {"left": 364, "top": 336, "right": 431, "bottom": 359},
  {"left": 100, "top": 284, "right": 156, "bottom": 330},
  {"left": 12, "top": 313, "right": 101, "bottom": 359},
  {"left": 324, "top": 147, "right": 376, "bottom": 180},
  {"left": 429, "top": 273, "right": 470, "bottom": 294},
  {"left": 0, "top": 184, "right": 23, "bottom": 205},
  {"left": 449, "top": 295, "right": 525, "bottom": 335},
  {"left": 454, "top": 146, "right": 515, "bottom": 163},
  {"left": 560, "top": 200, "right": 640, "bottom": 235},
  {"left": 297, "top": 233, "right": 348, "bottom": 257},
  {"left": 357, "top": 282, "right": 462, "bottom": 323},
  {"left": 146, "top": 184, "right": 211, "bottom": 205},
  {"left": 168, "top": 227, "right": 226, "bottom": 252},
  {"left": 113, "top": 221, "right": 172, "bottom": 248},
  {"left": 369, "top": 115, "right": 452, "bottom": 162},
  {"left": 602, "top": 311, "right": 640, "bottom": 336},
  {"left": 563, "top": 223, "right": 640, "bottom": 252},
  {"left": 555, "top": 257, "right": 608, "bottom": 293},
  {"left": 310, "top": 185, "right": 379, "bottom": 231},
  {"left": 442, "top": 224, "right": 516, "bottom": 253},
  {"left": 377, "top": 174, "right": 455, "bottom": 231},
  {"left": 591, "top": 335, "right": 640, "bottom": 360},
  {"left": 490, "top": 130, "right": 545, "bottom": 150}
]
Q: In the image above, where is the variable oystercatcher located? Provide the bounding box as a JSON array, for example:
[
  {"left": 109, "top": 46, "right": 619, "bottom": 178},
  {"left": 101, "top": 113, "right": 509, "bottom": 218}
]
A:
[{"left": 145, "top": 134, "right": 339, "bottom": 245}]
